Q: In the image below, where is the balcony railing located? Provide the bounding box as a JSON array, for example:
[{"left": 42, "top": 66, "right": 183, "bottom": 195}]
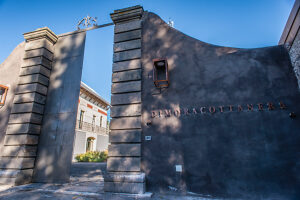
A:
[{"left": 76, "top": 120, "right": 108, "bottom": 134}]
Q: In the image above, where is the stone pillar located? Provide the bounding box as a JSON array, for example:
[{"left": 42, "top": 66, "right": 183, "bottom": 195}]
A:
[
  {"left": 0, "top": 27, "right": 57, "bottom": 185},
  {"left": 104, "top": 6, "right": 145, "bottom": 194}
]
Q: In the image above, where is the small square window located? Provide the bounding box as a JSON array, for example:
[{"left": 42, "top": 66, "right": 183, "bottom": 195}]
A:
[{"left": 0, "top": 85, "right": 9, "bottom": 106}]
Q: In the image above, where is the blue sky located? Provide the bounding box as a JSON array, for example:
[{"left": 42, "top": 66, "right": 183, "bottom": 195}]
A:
[{"left": 0, "top": 0, "right": 294, "bottom": 103}]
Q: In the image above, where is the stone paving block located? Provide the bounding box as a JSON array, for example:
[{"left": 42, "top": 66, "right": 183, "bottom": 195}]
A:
[
  {"left": 107, "top": 157, "right": 141, "bottom": 172},
  {"left": 109, "top": 129, "right": 141, "bottom": 143},
  {"left": 0, "top": 157, "right": 35, "bottom": 169},
  {"left": 6, "top": 123, "right": 41, "bottom": 135},
  {"left": 11, "top": 102, "right": 44, "bottom": 114},
  {"left": 111, "top": 104, "right": 141, "bottom": 117},
  {"left": 23, "top": 48, "right": 53, "bottom": 60},
  {"left": 104, "top": 172, "right": 145, "bottom": 183},
  {"left": 114, "top": 20, "right": 141, "bottom": 33},
  {"left": 111, "top": 81, "right": 141, "bottom": 94},
  {"left": 15, "top": 83, "right": 48, "bottom": 96},
  {"left": 114, "top": 29, "right": 141, "bottom": 43},
  {"left": 20, "top": 65, "right": 51, "bottom": 78},
  {"left": 111, "top": 92, "right": 141, "bottom": 105},
  {"left": 22, "top": 56, "right": 52, "bottom": 70},
  {"left": 113, "top": 49, "right": 141, "bottom": 62},
  {"left": 108, "top": 144, "right": 141, "bottom": 157},
  {"left": 25, "top": 38, "right": 54, "bottom": 52},
  {"left": 114, "top": 39, "right": 141, "bottom": 52},
  {"left": 18, "top": 74, "right": 49, "bottom": 86},
  {"left": 14, "top": 93, "right": 46, "bottom": 104},
  {"left": 2, "top": 146, "right": 37, "bottom": 157},
  {"left": 110, "top": 116, "right": 141, "bottom": 129},
  {"left": 8, "top": 113, "right": 43, "bottom": 124},
  {"left": 0, "top": 177, "right": 16, "bottom": 185},
  {"left": 112, "top": 69, "right": 141, "bottom": 83},
  {"left": 4, "top": 135, "right": 39, "bottom": 145},
  {"left": 0, "top": 169, "right": 33, "bottom": 185},
  {"left": 113, "top": 59, "right": 141, "bottom": 72},
  {"left": 104, "top": 181, "right": 145, "bottom": 194},
  {"left": 0, "top": 169, "right": 33, "bottom": 180},
  {"left": 0, "top": 169, "right": 20, "bottom": 178}
]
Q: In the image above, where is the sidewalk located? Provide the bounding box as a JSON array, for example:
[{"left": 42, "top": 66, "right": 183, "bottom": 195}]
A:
[
  {"left": 0, "top": 182, "right": 227, "bottom": 200},
  {"left": 0, "top": 163, "right": 287, "bottom": 200}
]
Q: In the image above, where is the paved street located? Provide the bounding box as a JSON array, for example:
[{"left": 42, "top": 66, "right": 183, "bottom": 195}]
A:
[
  {"left": 0, "top": 163, "right": 290, "bottom": 200},
  {"left": 0, "top": 162, "right": 228, "bottom": 200}
]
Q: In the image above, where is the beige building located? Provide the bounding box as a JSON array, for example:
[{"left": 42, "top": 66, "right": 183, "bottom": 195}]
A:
[{"left": 72, "top": 82, "right": 110, "bottom": 160}]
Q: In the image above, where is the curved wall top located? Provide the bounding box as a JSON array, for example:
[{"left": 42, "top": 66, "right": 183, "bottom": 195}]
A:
[{"left": 141, "top": 11, "right": 300, "bottom": 198}]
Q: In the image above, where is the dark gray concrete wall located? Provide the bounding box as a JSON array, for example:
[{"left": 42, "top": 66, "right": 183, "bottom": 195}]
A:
[
  {"left": 33, "top": 31, "right": 86, "bottom": 183},
  {"left": 141, "top": 12, "right": 300, "bottom": 198},
  {"left": 0, "top": 42, "right": 25, "bottom": 155}
]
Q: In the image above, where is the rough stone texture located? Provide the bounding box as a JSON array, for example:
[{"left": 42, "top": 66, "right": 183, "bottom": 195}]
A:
[
  {"left": 33, "top": 31, "right": 86, "bottom": 183},
  {"left": 111, "top": 92, "right": 141, "bottom": 105},
  {"left": 114, "top": 39, "right": 141, "bottom": 52},
  {"left": 0, "top": 42, "right": 25, "bottom": 156},
  {"left": 11, "top": 102, "right": 44, "bottom": 114},
  {"left": 24, "top": 48, "right": 53, "bottom": 60},
  {"left": 110, "top": 117, "right": 141, "bottom": 129},
  {"left": 9, "top": 113, "right": 43, "bottom": 124},
  {"left": 112, "top": 69, "right": 141, "bottom": 83},
  {"left": 2, "top": 146, "right": 37, "bottom": 157},
  {"left": 113, "top": 59, "right": 141, "bottom": 72},
  {"left": 6, "top": 124, "right": 41, "bottom": 135},
  {"left": 0, "top": 158, "right": 35, "bottom": 169},
  {"left": 0, "top": 169, "right": 33, "bottom": 185},
  {"left": 13, "top": 93, "right": 46, "bottom": 105},
  {"left": 22, "top": 56, "right": 51, "bottom": 70},
  {"left": 20, "top": 65, "right": 51, "bottom": 78},
  {"left": 107, "top": 157, "right": 141, "bottom": 172},
  {"left": 109, "top": 130, "right": 141, "bottom": 143},
  {"left": 4, "top": 135, "right": 39, "bottom": 145},
  {"left": 18, "top": 74, "right": 49, "bottom": 86},
  {"left": 104, "top": 182, "right": 145, "bottom": 194},
  {"left": 110, "top": 104, "right": 141, "bottom": 117},
  {"left": 0, "top": 27, "right": 57, "bottom": 186},
  {"left": 108, "top": 144, "right": 141, "bottom": 156},
  {"left": 106, "top": 6, "right": 144, "bottom": 194},
  {"left": 111, "top": 81, "right": 141, "bottom": 94},
  {"left": 24, "top": 38, "right": 54, "bottom": 52},
  {"left": 288, "top": 29, "right": 300, "bottom": 88},
  {"left": 113, "top": 49, "right": 141, "bottom": 62},
  {"left": 104, "top": 172, "right": 145, "bottom": 182},
  {"left": 114, "top": 20, "right": 141, "bottom": 33},
  {"left": 114, "top": 30, "right": 141, "bottom": 43},
  {"left": 15, "top": 83, "right": 48, "bottom": 96},
  {"left": 141, "top": 12, "right": 300, "bottom": 199}
]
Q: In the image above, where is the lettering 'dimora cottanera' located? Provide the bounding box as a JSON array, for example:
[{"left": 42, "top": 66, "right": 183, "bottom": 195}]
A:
[{"left": 151, "top": 102, "right": 287, "bottom": 118}]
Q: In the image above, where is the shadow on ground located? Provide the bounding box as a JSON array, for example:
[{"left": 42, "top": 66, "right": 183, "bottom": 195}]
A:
[{"left": 0, "top": 162, "right": 267, "bottom": 200}]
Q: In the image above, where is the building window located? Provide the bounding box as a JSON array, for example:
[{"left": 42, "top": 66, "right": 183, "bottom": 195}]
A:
[
  {"left": 79, "top": 110, "right": 84, "bottom": 129},
  {"left": 0, "top": 85, "right": 9, "bottom": 106},
  {"left": 86, "top": 137, "right": 95, "bottom": 152},
  {"left": 100, "top": 116, "right": 103, "bottom": 127},
  {"left": 92, "top": 115, "right": 96, "bottom": 131}
]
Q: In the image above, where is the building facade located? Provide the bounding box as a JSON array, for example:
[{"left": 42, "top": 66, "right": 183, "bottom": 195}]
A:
[
  {"left": 0, "top": 4, "right": 299, "bottom": 199},
  {"left": 279, "top": 0, "right": 300, "bottom": 89},
  {"left": 72, "top": 82, "right": 110, "bottom": 160}
]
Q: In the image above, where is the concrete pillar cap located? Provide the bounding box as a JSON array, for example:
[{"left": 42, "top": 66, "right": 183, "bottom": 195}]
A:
[
  {"left": 23, "top": 27, "right": 58, "bottom": 44},
  {"left": 110, "top": 5, "right": 144, "bottom": 24}
]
